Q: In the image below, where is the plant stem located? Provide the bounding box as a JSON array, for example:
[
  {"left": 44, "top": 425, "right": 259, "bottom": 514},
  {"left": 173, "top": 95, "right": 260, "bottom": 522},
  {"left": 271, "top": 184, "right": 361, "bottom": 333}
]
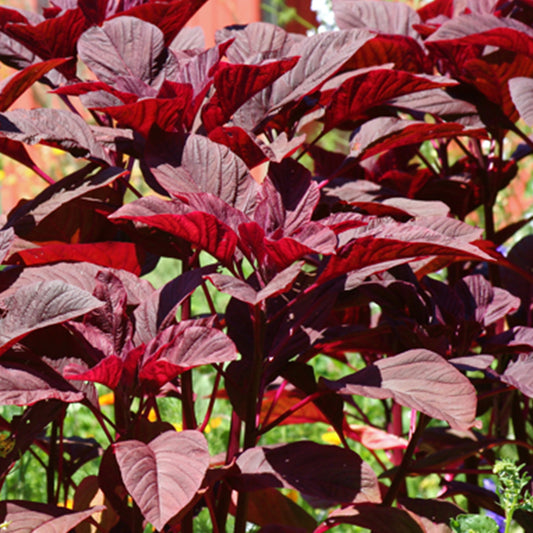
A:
[
  {"left": 383, "top": 413, "right": 429, "bottom": 506},
  {"left": 235, "top": 305, "right": 265, "bottom": 533}
]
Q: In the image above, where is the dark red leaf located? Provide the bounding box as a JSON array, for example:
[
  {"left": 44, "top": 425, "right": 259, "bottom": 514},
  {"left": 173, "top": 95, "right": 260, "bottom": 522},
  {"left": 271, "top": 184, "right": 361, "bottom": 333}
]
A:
[
  {"left": 4, "top": 8, "right": 88, "bottom": 78},
  {"left": 118, "top": 0, "right": 209, "bottom": 46},
  {"left": 97, "top": 90, "right": 193, "bottom": 138},
  {"left": 8, "top": 241, "right": 145, "bottom": 275},
  {"left": 326, "top": 503, "right": 424, "bottom": 533},
  {"left": 246, "top": 488, "right": 317, "bottom": 532},
  {"left": 139, "top": 325, "right": 237, "bottom": 389},
  {"left": 501, "top": 354, "right": 533, "bottom": 398},
  {"left": 147, "top": 134, "right": 258, "bottom": 215},
  {"left": 202, "top": 57, "right": 299, "bottom": 130},
  {"left": 114, "top": 430, "right": 209, "bottom": 530},
  {"left": 0, "top": 263, "right": 154, "bottom": 307},
  {"left": 0, "top": 361, "right": 84, "bottom": 406},
  {"left": 208, "top": 126, "right": 267, "bottom": 168},
  {"left": 234, "top": 441, "right": 381, "bottom": 505},
  {"left": 113, "top": 211, "right": 238, "bottom": 265},
  {"left": 351, "top": 34, "right": 429, "bottom": 72},
  {"left": 322, "top": 349, "right": 477, "bottom": 430},
  {"left": 325, "top": 69, "right": 454, "bottom": 131},
  {"left": 64, "top": 355, "right": 124, "bottom": 390},
  {"left": 0, "top": 58, "right": 68, "bottom": 111},
  {"left": 134, "top": 265, "right": 217, "bottom": 343},
  {"left": 5, "top": 166, "right": 127, "bottom": 238},
  {"left": 0, "top": 227, "right": 14, "bottom": 263},
  {"left": 207, "top": 262, "right": 303, "bottom": 305},
  {"left": 52, "top": 80, "right": 138, "bottom": 105}
]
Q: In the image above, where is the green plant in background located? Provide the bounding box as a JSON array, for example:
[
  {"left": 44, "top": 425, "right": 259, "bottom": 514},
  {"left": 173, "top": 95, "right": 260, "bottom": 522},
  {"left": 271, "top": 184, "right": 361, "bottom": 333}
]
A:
[{"left": 450, "top": 459, "right": 533, "bottom": 533}]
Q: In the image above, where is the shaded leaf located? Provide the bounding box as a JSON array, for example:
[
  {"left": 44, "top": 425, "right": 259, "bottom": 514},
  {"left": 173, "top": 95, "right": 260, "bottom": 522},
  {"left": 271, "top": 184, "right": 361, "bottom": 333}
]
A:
[
  {"left": 326, "top": 503, "right": 424, "bottom": 533},
  {"left": 0, "top": 262, "right": 154, "bottom": 307},
  {"left": 4, "top": 166, "right": 126, "bottom": 238},
  {"left": 134, "top": 265, "right": 217, "bottom": 344},
  {"left": 114, "top": 430, "right": 209, "bottom": 530},
  {"left": 246, "top": 488, "right": 317, "bottom": 532},
  {"left": 234, "top": 441, "right": 381, "bottom": 505}
]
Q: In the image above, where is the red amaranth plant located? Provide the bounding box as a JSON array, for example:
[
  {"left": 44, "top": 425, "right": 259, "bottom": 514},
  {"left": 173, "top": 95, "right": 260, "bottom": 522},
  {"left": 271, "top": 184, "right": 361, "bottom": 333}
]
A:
[{"left": 0, "top": 0, "right": 533, "bottom": 531}]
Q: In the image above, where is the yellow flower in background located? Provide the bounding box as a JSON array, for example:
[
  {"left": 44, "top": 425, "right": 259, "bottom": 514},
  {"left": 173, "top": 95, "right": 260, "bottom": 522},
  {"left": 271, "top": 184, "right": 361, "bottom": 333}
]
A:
[
  {"left": 205, "top": 416, "right": 222, "bottom": 433},
  {"left": 98, "top": 392, "right": 114, "bottom": 406},
  {"left": 0, "top": 433, "right": 15, "bottom": 458},
  {"left": 321, "top": 430, "right": 342, "bottom": 445}
]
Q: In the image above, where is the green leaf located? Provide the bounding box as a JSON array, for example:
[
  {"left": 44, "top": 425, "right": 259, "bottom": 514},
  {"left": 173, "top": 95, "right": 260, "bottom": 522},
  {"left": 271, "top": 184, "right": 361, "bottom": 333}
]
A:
[{"left": 449, "top": 514, "right": 500, "bottom": 533}]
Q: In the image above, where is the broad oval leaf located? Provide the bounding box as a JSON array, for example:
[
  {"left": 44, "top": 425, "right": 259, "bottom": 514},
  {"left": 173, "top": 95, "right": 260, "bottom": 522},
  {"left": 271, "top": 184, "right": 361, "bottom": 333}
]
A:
[
  {"left": 0, "top": 280, "right": 103, "bottom": 354},
  {"left": 322, "top": 349, "right": 477, "bottom": 430},
  {"left": 235, "top": 441, "right": 381, "bottom": 505},
  {"left": 509, "top": 76, "right": 533, "bottom": 126},
  {"left": 114, "top": 430, "right": 209, "bottom": 530}
]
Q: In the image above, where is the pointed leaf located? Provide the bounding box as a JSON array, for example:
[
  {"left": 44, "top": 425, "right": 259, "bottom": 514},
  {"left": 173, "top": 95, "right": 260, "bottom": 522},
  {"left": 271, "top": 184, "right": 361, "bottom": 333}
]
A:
[
  {"left": 0, "top": 501, "right": 104, "bottom": 533},
  {"left": 8, "top": 241, "right": 145, "bottom": 275},
  {"left": 501, "top": 354, "right": 533, "bottom": 398},
  {"left": 139, "top": 325, "right": 238, "bottom": 388},
  {"left": 64, "top": 355, "right": 124, "bottom": 390},
  {"left": 350, "top": 117, "right": 487, "bottom": 160},
  {"left": 0, "top": 227, "right": 14, "bottom": 263},
  {"left": 4, "top": 166, "right": 126, "bottom": 237},
  {"left": 325, "top": 69, "right": 454, "bottom": 131},
  {"left": 0, "top": 262, "right": 154, "bottom": 307},
  {"left": 322, "top": 349, "right": 477, "bottom": 430},
  {"left": 118, "top": 0, "right": 209, "bottom": 46},
  {"left": 96, "top": 90, "right": 193, "bottom": 138},
  {"left": 0, "top": 58, "right": 69, "bottom": 111},
  {"left": 114, "top": 430, "right": 209, "bottom": 530},
  {"left": 0, "top": 280, "right": 103, "bottom": 354},
  {"left": 114, "top": 211, "right": 238, "bottom": 265},
  {"left": 202, "top": 57, "right": 299, "bottom": 130},
  {"left": 4, "top": 8, "right": 88, "bottom": 78},
  {"left": 207, "top": 262, "right": 303, "bottom": 305},
  {"left": 0, "top": 109, "right": 112, "bottom": 163},
  {"left": 327, "top": 503, "right": 424, "bottom": 533}
]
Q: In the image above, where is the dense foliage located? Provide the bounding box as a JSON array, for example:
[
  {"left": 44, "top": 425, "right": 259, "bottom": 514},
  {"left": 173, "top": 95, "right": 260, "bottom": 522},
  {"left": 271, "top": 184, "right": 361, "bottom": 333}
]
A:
[{"left": 0, "top": 0, "right": 533, "bottom": 531}]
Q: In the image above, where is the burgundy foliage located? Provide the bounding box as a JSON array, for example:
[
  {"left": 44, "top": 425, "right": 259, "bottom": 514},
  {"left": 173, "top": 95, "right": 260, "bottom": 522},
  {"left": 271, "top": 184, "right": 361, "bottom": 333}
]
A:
[{"left": 0, "top": 0, "right": 532, "bottom": 531}]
